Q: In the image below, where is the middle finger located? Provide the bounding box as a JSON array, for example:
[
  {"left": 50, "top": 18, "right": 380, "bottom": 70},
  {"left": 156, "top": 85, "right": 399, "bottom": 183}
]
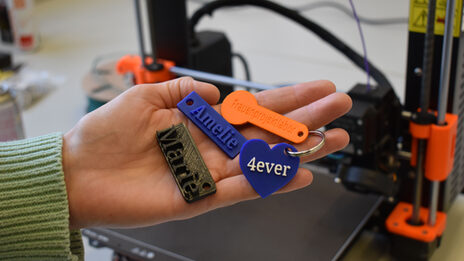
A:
[{"left": 239, "top": 92, "right": 352, "bottom": 144}]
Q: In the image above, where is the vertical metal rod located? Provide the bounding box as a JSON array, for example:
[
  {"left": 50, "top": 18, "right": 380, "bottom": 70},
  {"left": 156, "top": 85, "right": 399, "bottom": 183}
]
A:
[
  {"left": 411, "top": 0, "right": 437, "bottom": 225},
  {"left": 437, "top": 0, "right": 456, "bottom": 125},
  {"left": 419, "top": 0, "right": 437, "bottom": 113},
  {"left": 411, "top": 140, "right": 426, "bottom": 225},
  {"left": 428, "top": 0, "right": 456, "bottom": 226},
  {"left": 134, "top": 0, "right": 148, "bottom": 67},
  {"left": 429, "top": 181, "right": 440, "bottom": 225}
]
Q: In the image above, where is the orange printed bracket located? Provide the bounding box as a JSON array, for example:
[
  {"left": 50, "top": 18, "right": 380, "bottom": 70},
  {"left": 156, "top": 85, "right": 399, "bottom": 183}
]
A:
[{"left": 221, "top": 90, "right": 308, "bottom": 143}]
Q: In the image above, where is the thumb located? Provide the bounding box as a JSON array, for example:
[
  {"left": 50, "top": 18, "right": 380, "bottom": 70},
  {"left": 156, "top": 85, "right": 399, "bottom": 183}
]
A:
[{"left": 137, "top": 77, "right": 221, "bottom": 109}]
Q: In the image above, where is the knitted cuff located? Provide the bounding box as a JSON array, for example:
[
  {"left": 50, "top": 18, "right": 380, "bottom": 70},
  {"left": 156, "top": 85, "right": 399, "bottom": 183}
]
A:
[{"left": 0, "top": 133, "right": 83, "bottom": 260}]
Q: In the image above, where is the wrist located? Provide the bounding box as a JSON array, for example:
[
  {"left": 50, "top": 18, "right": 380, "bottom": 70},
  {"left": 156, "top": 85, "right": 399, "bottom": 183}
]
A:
[{"left": 62, "top": 130, "right": 82, "bottom": 229}]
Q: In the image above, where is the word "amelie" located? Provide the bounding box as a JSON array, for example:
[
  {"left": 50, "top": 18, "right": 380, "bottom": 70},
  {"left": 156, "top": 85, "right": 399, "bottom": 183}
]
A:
[
  {"left": 177, "top": 91, "right": 246, "bottom": 158},
  {"left": 190, "top": 105, "right": 238, "bottom": 149}
]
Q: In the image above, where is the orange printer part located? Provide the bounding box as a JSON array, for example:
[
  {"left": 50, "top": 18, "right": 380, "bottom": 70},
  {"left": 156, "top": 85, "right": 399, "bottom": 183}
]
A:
[
  {"left": 386, "top": 202, "right": 446, "bottom": 242},
  {"left": 116, "top": 55, "right": 175, "bottom": 84},
  {"left": 409, "top": 112, "right": 458, "bottom": 181}
]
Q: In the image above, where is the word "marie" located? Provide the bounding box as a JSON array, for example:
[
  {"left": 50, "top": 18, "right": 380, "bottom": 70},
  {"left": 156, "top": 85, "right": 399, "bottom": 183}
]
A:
[{"left": 156, "top": 123, "right": 216, "bottom": 202}]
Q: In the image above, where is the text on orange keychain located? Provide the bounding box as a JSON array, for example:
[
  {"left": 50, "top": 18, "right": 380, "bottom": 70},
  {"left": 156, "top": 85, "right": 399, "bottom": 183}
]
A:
[{"left": 221, "top": 90, "right": 308, "bottom": 144}]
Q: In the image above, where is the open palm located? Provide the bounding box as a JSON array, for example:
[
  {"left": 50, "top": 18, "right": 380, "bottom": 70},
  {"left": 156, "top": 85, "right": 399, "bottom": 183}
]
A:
[{"left": 63, "top": 77, "right": 351, "bottom": 229}]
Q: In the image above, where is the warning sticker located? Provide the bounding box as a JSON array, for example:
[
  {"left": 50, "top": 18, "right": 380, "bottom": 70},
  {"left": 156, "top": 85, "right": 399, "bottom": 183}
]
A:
[{"left": 409, "top": 0, "right": 463, "bottom": 37}]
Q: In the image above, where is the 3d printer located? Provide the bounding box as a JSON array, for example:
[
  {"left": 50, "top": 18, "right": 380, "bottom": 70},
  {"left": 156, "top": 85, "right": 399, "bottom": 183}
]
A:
[{"left": 82, "top": 1, "right": 464, "bottom": 260}]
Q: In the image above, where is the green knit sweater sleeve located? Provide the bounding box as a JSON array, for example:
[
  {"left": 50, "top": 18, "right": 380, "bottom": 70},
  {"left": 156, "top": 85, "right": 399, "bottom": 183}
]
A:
[{"left": 0, "top": 133, "right": 84, "bottom": 260}]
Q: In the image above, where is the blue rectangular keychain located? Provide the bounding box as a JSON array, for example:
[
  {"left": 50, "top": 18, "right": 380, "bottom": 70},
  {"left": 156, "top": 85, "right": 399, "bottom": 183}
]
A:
[{"left": 177, "top": 91, "right": 247, "bottom": 158}]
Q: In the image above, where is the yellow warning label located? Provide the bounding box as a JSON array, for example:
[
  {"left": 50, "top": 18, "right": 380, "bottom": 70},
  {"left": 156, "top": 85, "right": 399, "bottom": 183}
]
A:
[{"left": 409, "top": 0, "right": 463, "bottom": 37}]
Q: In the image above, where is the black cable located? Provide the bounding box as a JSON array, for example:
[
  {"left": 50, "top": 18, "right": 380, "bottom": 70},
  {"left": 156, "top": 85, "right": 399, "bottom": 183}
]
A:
[
  {"left": 188, "top": 0, "right": 409, "bottom": 25},
  {"left": 189, "top": 0, "right": 394, "bottom": 90},
  {"left": 232, "top": 52, "right": 251, "bottom": 81},
  {"left": 189, "top": 0, "right": 208, "bottom": 4},
  {"left": 296, "top": 2, "right": 408, "bottom": 25}
]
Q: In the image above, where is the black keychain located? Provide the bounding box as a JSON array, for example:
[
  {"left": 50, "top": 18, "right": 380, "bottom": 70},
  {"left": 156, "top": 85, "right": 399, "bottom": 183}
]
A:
[{"left": 156, "top": 123, "right": 216, "bottom": 202}]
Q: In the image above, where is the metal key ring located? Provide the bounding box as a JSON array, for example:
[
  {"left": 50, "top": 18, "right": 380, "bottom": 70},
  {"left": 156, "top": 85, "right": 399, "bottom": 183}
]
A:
[{"left": 286, "top": 130, "right": 326, "bottom": 157}]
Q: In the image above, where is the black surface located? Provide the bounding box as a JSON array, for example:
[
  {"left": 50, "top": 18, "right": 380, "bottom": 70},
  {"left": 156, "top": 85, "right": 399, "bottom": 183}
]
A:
[
  {"left": 326, "top": 84, "right": 402, "bottom": 173},
  {"left": 147, "top": 0, "right": 190, "bottom": 66},
  {"left": 0, "top": 52, "right": 11, "bottom": 69},
  {"left": 0, "top": 2, "right": 13, "bottom": 44},
  {"left": 188, "top": 31, "right": 234, "bottom": 102},
  {"left": 444, "top": 31, "right": 464, "bottom": 212},
  {"left": 404, "top": 32, "right": 459, "bottom": 113},
  {"left": 102, "top": 172, "right": 380, "bottom": 261},
  {"left": 339, "top": 165, "right": 397, "bottom": 196},
  {"left": 391, "top": 234, "right": 439, "bottom": 261}
]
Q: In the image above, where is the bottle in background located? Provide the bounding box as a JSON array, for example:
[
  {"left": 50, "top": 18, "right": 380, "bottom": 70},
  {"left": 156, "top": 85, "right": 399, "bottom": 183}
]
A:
[{"left": 6, "top": 0, "right": 39, "bottom": 51}]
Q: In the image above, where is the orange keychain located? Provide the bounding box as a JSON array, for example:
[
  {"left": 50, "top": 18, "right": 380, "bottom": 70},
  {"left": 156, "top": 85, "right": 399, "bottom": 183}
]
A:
[{"left": 221, "top": 90, "right": 308, "bottom": 143}]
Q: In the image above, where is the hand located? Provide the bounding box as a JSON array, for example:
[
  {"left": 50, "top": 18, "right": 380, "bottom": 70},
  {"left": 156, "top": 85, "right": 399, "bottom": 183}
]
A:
[{"left": 63, "top": 77, "right": 351, "bottom": 229}]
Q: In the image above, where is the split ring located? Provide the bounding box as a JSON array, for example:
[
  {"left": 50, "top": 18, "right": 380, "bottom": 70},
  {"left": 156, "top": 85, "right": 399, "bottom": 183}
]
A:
[{"left": 286, "top": 130, "right": 326, "bottom": 157}]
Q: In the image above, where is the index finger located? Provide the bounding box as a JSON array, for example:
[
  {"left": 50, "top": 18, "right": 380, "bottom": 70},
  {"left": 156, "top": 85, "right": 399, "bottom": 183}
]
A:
[{"left": 253, "top": 80, "right": 336, "bottom": 114}]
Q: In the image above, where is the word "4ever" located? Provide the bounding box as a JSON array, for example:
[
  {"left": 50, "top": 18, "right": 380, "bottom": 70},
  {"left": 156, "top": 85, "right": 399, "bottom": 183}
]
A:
[{"left": 246, "top": 157, "right": 291, "bottom": 176}]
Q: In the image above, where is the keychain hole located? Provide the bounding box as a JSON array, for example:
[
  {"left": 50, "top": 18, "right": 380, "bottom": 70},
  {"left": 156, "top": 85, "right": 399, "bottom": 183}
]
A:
[
  {"left": 186, "top": 99, "right": 194, "bottom": 105},
  {"left": 202, "top": 183, "right": 211, "bottom": 190},
  {"left": 297, "top": 131, "right": 304, "bottom": 137},
  {"left": 284, "top": 147, "right": 293, "bottom": 156}
]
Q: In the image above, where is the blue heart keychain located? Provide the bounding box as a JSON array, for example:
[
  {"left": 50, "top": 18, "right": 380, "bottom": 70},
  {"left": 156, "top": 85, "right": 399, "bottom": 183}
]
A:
[{"left": 239, "top": 139, "right": 300, "bottom": 198}]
